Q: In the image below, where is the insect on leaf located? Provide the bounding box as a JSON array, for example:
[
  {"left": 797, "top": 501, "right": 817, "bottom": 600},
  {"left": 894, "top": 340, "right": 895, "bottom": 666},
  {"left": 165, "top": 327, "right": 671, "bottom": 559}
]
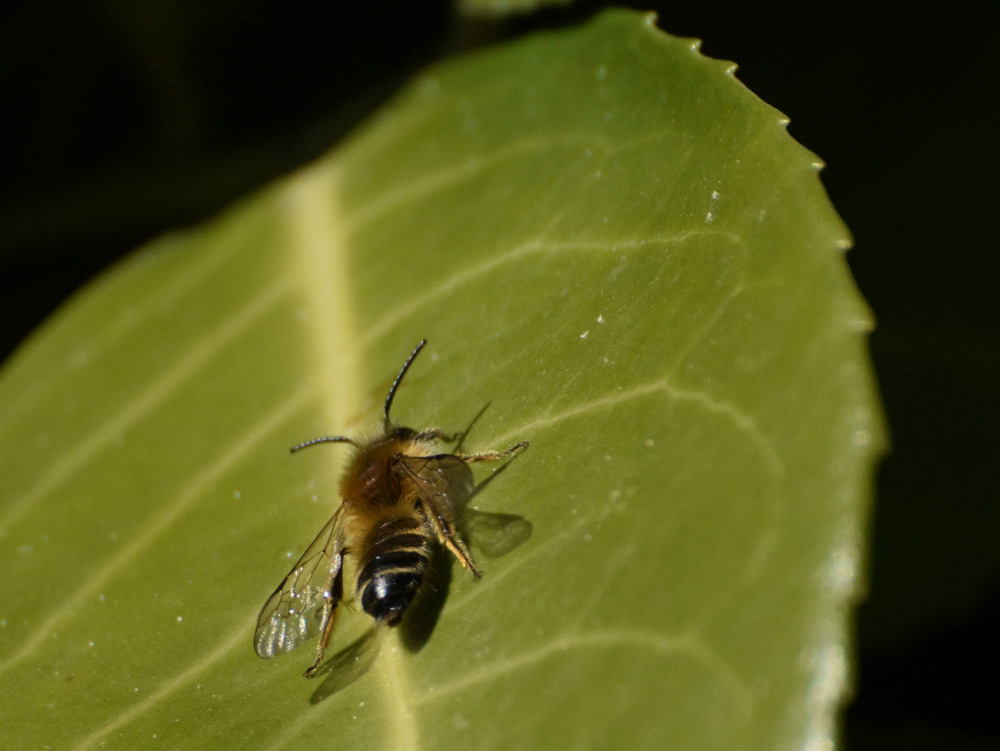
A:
[{"left": 0, "top": 10, "right": 883, "bottom": 751}]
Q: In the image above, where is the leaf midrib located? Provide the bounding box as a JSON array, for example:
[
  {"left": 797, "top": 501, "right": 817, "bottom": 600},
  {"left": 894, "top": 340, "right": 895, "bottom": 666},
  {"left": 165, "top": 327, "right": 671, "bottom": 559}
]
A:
[{"left": 285, "top": 161, "right": 421, "bottom": 749}]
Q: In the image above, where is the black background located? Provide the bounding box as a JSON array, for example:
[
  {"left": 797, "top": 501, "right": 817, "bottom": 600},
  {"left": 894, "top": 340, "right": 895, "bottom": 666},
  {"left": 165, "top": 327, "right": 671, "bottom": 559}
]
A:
[{"left": 2, "top": 2, "right": 997, "bottom": 748}]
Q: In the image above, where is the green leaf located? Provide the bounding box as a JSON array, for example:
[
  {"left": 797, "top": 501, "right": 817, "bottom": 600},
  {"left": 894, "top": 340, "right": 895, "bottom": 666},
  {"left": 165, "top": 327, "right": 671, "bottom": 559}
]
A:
[{"left": 0, "top": 10, "right": 883, "bottom": 750}]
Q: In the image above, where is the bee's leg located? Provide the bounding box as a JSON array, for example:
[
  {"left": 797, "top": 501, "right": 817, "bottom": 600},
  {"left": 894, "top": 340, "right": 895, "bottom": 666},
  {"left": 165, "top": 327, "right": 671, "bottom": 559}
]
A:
[
  {"left": 421, "top": 500, "right": 482, "bottom": 581},
  {"left": 455, "top": 440, "right": 529, "bottom": 464},
  {"left": 414, "top": 427, "right": 460, "bottom": 443},
  {"left": 304, "top": 554, "right": 345, "bottom": 678},
  {"left": 436, "top": 442, "right": 527, "bottom": 574}
]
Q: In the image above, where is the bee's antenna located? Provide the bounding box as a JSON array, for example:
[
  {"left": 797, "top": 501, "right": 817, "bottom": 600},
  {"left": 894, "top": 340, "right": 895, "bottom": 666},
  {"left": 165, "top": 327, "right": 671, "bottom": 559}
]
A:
[
  {"left": 290, "top": 436, "right": 356, "bottom": 453},
  {"left": 385, "top": 339, "right": 426, "bottom": 426}
]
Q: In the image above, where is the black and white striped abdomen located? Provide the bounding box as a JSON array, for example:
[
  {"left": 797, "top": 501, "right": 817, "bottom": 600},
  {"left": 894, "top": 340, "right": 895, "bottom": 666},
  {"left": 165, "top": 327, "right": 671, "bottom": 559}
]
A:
[{"left": 357, "top": 517, "right": 431, "bottom": 626}]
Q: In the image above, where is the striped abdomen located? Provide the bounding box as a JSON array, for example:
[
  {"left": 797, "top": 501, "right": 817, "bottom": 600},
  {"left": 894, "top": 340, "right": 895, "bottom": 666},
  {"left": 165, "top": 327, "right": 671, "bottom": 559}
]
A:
[{"left": 357, "top": 517, "right": 431, "bottom": 626}]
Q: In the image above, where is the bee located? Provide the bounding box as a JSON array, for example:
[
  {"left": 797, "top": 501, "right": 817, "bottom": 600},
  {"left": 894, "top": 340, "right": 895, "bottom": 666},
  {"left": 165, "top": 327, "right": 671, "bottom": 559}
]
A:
[{"left": 254, "top": 340, "right": 528, "bottom": 677}]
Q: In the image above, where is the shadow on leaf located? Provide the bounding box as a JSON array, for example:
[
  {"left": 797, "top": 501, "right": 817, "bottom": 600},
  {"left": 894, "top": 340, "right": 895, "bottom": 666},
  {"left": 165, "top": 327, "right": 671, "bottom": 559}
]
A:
[
  {"left": 399, "top": 544, "right": 454, "bottom": 653},
  {"left": 463, "top": 508, "right": 533, "bottom": 559},
  {"left": 400, "top": 456, "right": 533, "bottom": 652},
  {"left": 308, "top": 629, "right": 379, "bottom": 704}
]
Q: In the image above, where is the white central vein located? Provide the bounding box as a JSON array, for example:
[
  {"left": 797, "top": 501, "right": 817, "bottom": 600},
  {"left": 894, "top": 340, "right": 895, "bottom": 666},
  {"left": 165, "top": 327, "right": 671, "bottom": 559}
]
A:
[
  {"left": 286, "top": 164, "right": 419, "bottom": 749},
  {"left": 286, "top": 165, "right": 359, "bottom": 426},
  {"left": 379, "top": 641, "right": 419, "bottom": 751}
]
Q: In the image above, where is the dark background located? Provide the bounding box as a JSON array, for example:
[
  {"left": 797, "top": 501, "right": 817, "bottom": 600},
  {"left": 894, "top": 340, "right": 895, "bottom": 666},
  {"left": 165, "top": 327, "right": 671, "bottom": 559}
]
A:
[{"left": 2, "top": 2, "right": 997, "bottom": 748}]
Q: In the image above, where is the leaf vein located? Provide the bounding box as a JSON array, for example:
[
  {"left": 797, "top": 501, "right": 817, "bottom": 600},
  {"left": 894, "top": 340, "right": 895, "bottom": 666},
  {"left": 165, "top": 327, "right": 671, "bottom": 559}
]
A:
[
  {"left": 68, "top": 615, "right": 256, "bottom": 751},
  {"left": 0, "top": 277, "right": 295, "bottom": 531},
  {"left": 344, "top": 132, "right": 670, "bottom": 235},
  {"left": 0, "top": 230, "right": 244, "bottom": 434},
  {"left": 364, "top": 229, "right": 735, "bottom": 346},
  {"left": 0, "top": 388, "right": 310, "bottom": 675},
  {"left": 492, "top": 378, "right": 783, "bottom": 476},
  {"left": 413, "top": 628, "right": 752, "bottom": 715}
]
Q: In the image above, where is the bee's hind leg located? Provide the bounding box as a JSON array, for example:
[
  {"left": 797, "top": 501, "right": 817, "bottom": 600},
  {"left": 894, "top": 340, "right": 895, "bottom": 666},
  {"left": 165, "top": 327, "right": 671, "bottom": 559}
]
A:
[
  {"left": 414, "top": 428, "right": 460, "bottom": 443},
  {"left": 455, "top": 440, "right": 529, "bottom": 464},
  {"left": 304, "top": 557, "right": 345, "bottom": 678}
]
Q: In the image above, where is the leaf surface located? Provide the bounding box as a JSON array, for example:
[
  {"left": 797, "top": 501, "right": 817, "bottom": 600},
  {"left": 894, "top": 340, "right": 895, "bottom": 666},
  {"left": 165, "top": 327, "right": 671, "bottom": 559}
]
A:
[{"left": 0, "top": 11, "right": 883, "bottom": 750}]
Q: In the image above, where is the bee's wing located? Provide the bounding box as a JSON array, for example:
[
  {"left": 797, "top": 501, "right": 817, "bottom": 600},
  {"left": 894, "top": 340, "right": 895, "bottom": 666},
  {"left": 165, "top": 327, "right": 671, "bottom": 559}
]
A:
[
  {"left": 461, "top": 508, "right": 533, "bottom": 558},
  {"left": 398, "top": 455, "right": 530, "bottom": 557},
  {"left": 395, "top": 454, "right": 475, "bottom": 512},
  {"left": 254, "top": 505, "right": 345, "bottom": 659}
]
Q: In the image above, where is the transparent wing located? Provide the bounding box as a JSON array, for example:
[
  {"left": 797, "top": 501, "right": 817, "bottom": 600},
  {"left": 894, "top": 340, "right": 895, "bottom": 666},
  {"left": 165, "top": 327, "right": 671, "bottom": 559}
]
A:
[
  {"left": 254, "top": 505, "right": 345, "bottom": 659},
  {"left": 394, "top": 454, "right": 475, "bottom": 513},
  {"left": 461, "top": 509, "right": 533, "bottom": 558},
  {"left": 395, "top": 452, "right": 483, "bottom": 577},
  {"left": 398, "top": 455, "right": 530, "bottom": 559}
]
